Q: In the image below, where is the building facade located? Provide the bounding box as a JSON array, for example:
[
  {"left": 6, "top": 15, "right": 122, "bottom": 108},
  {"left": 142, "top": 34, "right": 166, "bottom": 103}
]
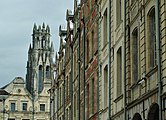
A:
[
  {"left": 0, "top": 23, "right": 54, "bottom": 120},
  {"left": 52, "top": 0, "right": 166, "bottom": 120}
]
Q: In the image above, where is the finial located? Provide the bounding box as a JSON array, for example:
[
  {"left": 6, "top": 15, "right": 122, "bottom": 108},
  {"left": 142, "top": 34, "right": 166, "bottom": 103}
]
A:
[
  {"left": 51, "top": 41, "right": 54, "bottom": 52},
  {"left": 46, "top": 25, "right": 50, "bottom": 33},
  {"left": 28, "top": 44, "right": 32, "bottom": 52},
  {"left": 38, "top": 25, "right": 41, "bottom": 31},
  {"left": 56, "top": 52, "right": 58, "bottom": 60},
  {"left": 42, "top": 22, "right": 45, "bottom": 28},
  {"left": 33, "top": 23, "right": 37, "bottom": 32}
]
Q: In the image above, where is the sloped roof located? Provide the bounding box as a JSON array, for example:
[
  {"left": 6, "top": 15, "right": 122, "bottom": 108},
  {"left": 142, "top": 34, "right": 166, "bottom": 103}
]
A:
[{"left": 0, "top": 89, "right": 9, "bottom": 95}]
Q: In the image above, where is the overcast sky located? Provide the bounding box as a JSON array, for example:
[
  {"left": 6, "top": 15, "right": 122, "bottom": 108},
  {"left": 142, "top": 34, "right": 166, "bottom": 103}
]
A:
[{"left": 0, "top": 0, "right": 73, "bottom": 88}]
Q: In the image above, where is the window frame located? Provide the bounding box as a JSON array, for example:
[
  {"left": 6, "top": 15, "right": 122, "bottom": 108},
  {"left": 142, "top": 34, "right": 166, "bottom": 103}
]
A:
[
  {"left": 40, "top": 104, "right": 45, "bottom": 112},
  {"left": 147, "top": 6, "right": 157, "bottom": 69},
  {"left": 10, "top": 102, "right": 16, "bottom": 112},
  {"left": 22, "top": 102, "right": 27, "bottom": 111}
]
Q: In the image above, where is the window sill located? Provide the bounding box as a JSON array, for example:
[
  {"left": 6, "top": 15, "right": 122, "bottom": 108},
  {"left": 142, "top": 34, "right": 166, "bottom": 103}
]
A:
[
  {"left": 113, "top": 94, "right": 123, "bottom": 103},
  {"left": 146, "top": 65, "right": 158, "bottom": 77}
]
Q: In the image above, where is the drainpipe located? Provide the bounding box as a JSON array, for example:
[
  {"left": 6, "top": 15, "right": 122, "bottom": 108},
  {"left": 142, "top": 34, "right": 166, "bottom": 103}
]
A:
[
  {"left": 57, "top": 86, "right": 59, "bottom": 120},
  {"left": 156, "top": 0, "right": 162, "bottom": 120},
  {"left": 63, "top": 72, "right": 65, "bottom": 120},
  {"left": 82, "top": 16, "right": 86, "bottom": 120},
  {"left": 123, "top": 0, "right": 127, "bottom": 119},
  {"left": 78, "top": 10, "right": 81, "bottom": 120},
  {"left": 96, "top": 1, "right": 100, "bottom": 120},
  {"left": 70, "top": 45, "right": 73, "bottom": 120},
  {"left": 108, "top": 0, "right": 111, "bottom": 119}
]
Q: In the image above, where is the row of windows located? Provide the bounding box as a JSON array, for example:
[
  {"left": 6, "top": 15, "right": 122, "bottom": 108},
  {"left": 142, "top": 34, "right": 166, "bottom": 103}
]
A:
[
  {"left": 38, "top": 65, "right": 51, "bottom": 93},
  {"left": 102, "top": 6, "right": 156, "bottom": 102},
  {"left": 10, "top": 102, "right": 45, "bottom": 112},
  {"left": 131, "top": 6, "right": 156, "bottom": 82}
]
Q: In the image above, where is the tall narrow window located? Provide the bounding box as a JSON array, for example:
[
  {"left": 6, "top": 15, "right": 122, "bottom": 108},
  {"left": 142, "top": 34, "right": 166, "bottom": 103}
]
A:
[
  {"left": 104, "top": 65, "right": 108, "bottom": 108},
  {"left": 103, "top": 9, "right": 108, "bottom": 46},
  {"left": 91, "top": 79, "right": 95, "bottom": 114},
  {"left": 148, "top": 7, "right": 156, "bottom": 68},
  {"left": 38, "top": 65, "right": 43, "bottom": 93},
  {"left": 116, "top": 0, "right": 122, "bottom": 25},
  {"left": 86, "top": 84, "right": 90, "bottom": 118},
  {"left": 74, "top": 94, "right": 76, "bottom": 118},
  {"left": 74, "top": 53, "right": 76, "bottom": 78},
  {"left": 91, "top": 31, "right": 94, "bottom": 58},
  {"left": 66, "top": 76, "right": 68, "bottom": 97},
  {"left": 11, "top": 103, "right": 16, "bottom": 111},
  {"left": 46, "top": 66, "right": 50, "bottom": 78},
  {"left": 87, "top": 39, "right": 90, "bottom": 64},
  {"left": 117, "top": 47, "right": 122, "bottom": 96},
  {"left": 60, "top": 87, "right": 61, "bottom": 107},
  {"left": 69, "top": 106, "right": 71, "bottom": 120},
  {"left": 132, "top": 28, "right": 138, "bottom": 82},
  {"left": 66, "top": 109, "right": 68, "bottom": 120},
  {"left": 22, "top": 102, "right": 27, "bottom": 111}
]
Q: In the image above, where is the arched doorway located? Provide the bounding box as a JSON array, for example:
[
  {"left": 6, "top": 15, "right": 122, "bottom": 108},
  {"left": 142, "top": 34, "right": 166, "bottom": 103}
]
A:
[
  {"left": 132, "top": 113, "right": 142, "bottom": 120},
  {"left": 147, "top": 103, "right": 159, "bottom": 120}
]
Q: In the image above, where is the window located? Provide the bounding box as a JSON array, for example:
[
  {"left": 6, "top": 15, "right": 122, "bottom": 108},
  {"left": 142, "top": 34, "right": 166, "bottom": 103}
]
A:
[
  {"left": 11, "top": 103, "right": 15, "bottom": 111},
  {"left": 66, "top": 76, "right": 68, "bottom": 97},
  {"left": 69, "top": 106, "right": 71, "bottom": 120},
  {"left": 103, "top": 9, "right": 108, "bottom": 46},
  {"left": 66, "top": 109, "right": 68, "bottom": 120},
  {"left": 40, "top": 104, "right": 45, "bottom": 111},
  {"left": 38, "top": 65, "right": 43, "bottom": 93},
  {"left": 22, "top": 103, "right": 27, "bottom": 111},
  {"left": 117, "top": 47, "right": 122, "bottom": 96},
  {"left": 74, "top": 94, "right": 76, "bottom": 118},
  {"left": 91, "top": 31, "right": 94, "bottom": 58},
  {"left": 104, "top": 65, "right": 108, "bottom": 108},
  {"left": 86, "top": 39, "right": 90, "bottom": 64},
  {"left": 60, "top": 87, "right": 61, "bottom": 106},
  {"left": 46, "top": 66, "right": 50, "bottom": 78},
  {"left": 91, "top": 79, "right": 95, "bottom": 114},
  {"left": 148, "top": 7, "right": 156, "bottom": 68},
  {"left": 132, "top": 28, "right": 139, "bottom": 82},
  {"left": 86, "top": 84, "right": 90, "bottom": 118},
  {"left": 74, "top": 53, "right": 76, "bottom": 78},
  {"left": 116, "top": 0, "right": 122, "bottom": 25}
]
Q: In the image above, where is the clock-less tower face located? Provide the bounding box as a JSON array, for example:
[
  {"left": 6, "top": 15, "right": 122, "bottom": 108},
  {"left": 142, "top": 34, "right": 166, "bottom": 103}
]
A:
[{"left": 26, "top": 23, "right": 54, "bottom": 96}]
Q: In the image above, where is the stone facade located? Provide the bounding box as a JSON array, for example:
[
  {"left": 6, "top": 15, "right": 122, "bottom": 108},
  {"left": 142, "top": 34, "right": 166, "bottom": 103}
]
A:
[
  {"left": 0, "top": 23, "right": 54, "bottom": 120},
  {"left": 52, "top": 0, "right": 166, "bottom": 120}
]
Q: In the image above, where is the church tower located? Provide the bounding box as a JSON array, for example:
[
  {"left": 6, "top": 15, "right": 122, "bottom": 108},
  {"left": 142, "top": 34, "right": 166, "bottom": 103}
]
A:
[{"left": 26, "top": 23, "right": 54, "bottom": 96}]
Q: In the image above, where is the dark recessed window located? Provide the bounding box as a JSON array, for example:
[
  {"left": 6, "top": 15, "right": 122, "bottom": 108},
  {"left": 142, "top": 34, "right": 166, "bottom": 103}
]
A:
[
  {"left": 22, "top": 103, "right": 27, "bottom": 111},
  {"left": 40, "top": 104, "right": 45, "bottom": 111},
  {"left": 11, "top": 103, "right": 15, "bottom": 111}
]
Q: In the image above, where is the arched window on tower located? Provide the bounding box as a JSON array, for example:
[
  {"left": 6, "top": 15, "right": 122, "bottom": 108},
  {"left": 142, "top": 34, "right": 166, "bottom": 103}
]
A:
[
  {"left": 38, "top": 65, "right": 43, "bottom": 93},
  {"left": 46, "top": 66, "right": 51, "bottom": 78}
]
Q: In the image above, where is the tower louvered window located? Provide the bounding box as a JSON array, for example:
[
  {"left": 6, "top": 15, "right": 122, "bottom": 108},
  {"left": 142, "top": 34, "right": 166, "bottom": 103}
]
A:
[{"left": 38, "top": 65, "right": 43, "bottom": 93}]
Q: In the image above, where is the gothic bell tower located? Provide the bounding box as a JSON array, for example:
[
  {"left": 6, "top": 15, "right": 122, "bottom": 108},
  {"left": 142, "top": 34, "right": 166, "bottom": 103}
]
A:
[{"left": 26, "top": 23, "right": 54, "bottom": 96}]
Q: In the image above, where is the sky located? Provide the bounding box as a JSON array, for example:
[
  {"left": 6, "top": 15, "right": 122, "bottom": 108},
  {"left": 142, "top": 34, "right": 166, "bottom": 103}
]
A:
[{"left": 0, "top": 0, "right": 73, "bottom": 88}]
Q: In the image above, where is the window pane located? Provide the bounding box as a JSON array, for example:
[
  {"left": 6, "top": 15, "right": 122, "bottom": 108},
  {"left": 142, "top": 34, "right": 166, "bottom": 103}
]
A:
[
  {"left": 22, "top": 103, "right": 27, "bottom": 111},
  {"left": 11, "top": 103, "right": 15, "bottom": 111},
  {"left": 40, "top": 104, "right": 45, "bottom": 111}
]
